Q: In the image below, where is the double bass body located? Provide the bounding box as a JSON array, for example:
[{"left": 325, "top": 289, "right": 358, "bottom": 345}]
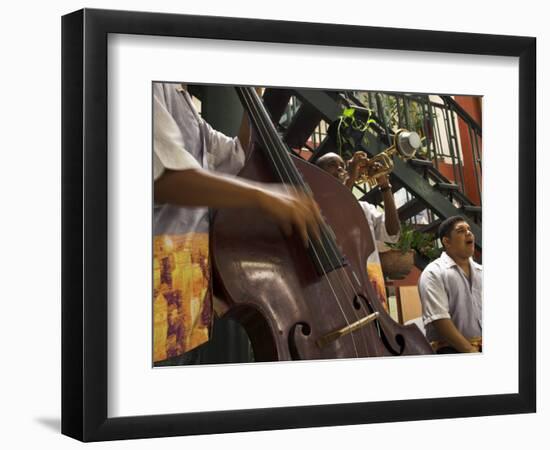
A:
[{"left": 211, "top": 88, "right": 433, "bottom": 362}]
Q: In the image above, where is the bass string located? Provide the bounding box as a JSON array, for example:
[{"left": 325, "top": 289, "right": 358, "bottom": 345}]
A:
[
  {"left": 249, "top": 89, "right": 380, "bottom": 356},
  {"left": 241, "top": 87, "right": 375, "bottom": 356},
  {"left": 238, "top": 87, "right": 362, "bottom": 356},
  {"left": 258, "top": 89, "right": 384, "bottom": 355},
  {"left": 240, "top": 88, "right": 361, "bottom": 358},
  {"left": 250, "top": 93, "right": 379, "bottom": 356}
]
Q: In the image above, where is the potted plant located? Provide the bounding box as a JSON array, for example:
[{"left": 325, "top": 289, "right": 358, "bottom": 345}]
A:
[{"left": 380, "top": 223, "right": 441, "bottom": 279}]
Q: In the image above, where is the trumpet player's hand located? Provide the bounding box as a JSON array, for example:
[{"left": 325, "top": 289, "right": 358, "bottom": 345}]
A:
[
  {"left": 376, "top": 172, "right": 391, "bottom": 189},
  {"left": 348, "top": 151, "right": 368, "bottom": 178},
  {"left": 361, "top": 160, "right": 391, "bottom": 189},
  {"left": 346, "top": 151, "right": 368, "bottom": 188}
]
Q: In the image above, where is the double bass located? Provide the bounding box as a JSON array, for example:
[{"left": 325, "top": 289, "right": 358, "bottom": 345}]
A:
[{"left": 211, "top": 87, "right": 433, "bottom": 361}]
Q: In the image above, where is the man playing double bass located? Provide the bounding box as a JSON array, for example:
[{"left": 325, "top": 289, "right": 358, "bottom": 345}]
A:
[{"left": 152, "top": 83, "right": 322, "bottom": 366}]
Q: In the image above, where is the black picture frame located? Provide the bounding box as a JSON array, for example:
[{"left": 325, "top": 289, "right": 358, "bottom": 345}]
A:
[{"left": 61, "top": 8, "right": 536, "bottom": 442}]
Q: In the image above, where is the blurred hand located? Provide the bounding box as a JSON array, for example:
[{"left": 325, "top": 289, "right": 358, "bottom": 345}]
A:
[{"left": 257, "top": 187, "right": 322, "bottom": 246}]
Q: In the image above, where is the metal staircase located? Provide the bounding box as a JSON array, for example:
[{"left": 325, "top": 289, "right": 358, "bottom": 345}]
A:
[{"left": 262, "top": 88, "right": 483, "bottom": 267}]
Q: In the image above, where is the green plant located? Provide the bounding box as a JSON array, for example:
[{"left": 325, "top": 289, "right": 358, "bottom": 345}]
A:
[
  {"left": 386, "top": 222, "right": 441, "bottom": 261},
  {"left": 335, "top": 107, "right": 376, "bottom": 161}
]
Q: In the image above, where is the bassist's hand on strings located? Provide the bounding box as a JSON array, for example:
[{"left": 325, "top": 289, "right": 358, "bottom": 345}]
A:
[{"left": 256, "top": 187, "right": 322, "bottom": 247}]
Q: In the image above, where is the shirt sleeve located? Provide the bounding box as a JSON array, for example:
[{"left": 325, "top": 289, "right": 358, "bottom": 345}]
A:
[
  {"left": 153, "top": 93, "right": 201, "bottom": 181},
  {"left": 418, "top": 266, "right": 451, "bottom": 326},
  {"left": 361, "top": 201, "right": 400, "bottom": 244},
  {"left": 202, "top": 120, "right": 246, "bottom": 176}
]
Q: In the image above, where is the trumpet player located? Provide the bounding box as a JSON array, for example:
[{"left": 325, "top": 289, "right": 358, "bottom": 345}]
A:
[{"left": 315, "top": 151, "right": 400, "bottom": 309}]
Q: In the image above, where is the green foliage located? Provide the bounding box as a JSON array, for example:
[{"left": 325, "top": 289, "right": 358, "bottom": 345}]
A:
[
  {"left": 342, "top": 107, "right": 355, "bottom": 118},
  {"left": 336, "top": 107, "right": 376, "bottom": 161},
  {"left": 386, "top": 222, "right": 441, "bottom": 261}
]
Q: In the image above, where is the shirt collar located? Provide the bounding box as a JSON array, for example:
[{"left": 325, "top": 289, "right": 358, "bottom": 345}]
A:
[
  {"left": 441, "top": 251, "right": 482, "bottom": 271},
  {"left": 441, "top": 251, "right": 457, "bottom": 268}
]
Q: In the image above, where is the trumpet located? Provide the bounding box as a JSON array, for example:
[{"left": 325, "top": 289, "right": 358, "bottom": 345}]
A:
[{"left": 352, "top": 129, "right": 421, "bottom": 187}]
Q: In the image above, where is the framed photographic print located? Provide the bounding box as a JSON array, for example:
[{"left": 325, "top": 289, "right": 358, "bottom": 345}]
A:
[{"left": 61, "top": 8, "right": 536, "bottom": 441}]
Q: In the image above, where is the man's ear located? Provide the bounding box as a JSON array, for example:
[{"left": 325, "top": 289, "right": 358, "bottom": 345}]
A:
[{"left": 442, "top": 236, "right": 450, "bottom": 249}]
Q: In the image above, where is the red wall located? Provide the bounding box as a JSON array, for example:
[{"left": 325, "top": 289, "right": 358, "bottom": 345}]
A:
[{"left": 453, "top": 96, "right": 482, "bottom": 205}]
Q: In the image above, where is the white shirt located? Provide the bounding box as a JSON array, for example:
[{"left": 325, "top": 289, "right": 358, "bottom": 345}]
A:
[
  {"left": 358, "top": 201, "right": 399, "bottom": 306},
  {"left": 153, "top": 84, "right": 245, "bottom": 182},
  {"left": 153, "top": 93, "right": 201, "bottom": 180},
  {"left": 358, "top": 201, "right": 400, "bottom": 264},
  {"left": 418, "top": 251, "right": 482, "bottom": 342},
  {"left": 152, "top": 83, "right": 246, "bottom": 236}
]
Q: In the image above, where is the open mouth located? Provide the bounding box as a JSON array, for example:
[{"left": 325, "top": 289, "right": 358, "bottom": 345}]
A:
[{"left": 466, "top": 239, "right": 474, "bottom": 245}]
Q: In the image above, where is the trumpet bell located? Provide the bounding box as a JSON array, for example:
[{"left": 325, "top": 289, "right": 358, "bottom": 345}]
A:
[{"left": 396, "top": 130, "right": 421, "bottom": 159}]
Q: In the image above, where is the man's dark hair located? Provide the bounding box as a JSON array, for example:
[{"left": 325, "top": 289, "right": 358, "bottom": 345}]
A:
[{"left": 438, "top": 215, "right": 467, "bottom": 244}]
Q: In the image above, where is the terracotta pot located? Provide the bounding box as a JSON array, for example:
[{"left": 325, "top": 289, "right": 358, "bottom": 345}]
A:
[{"left": 379, "top": 249, "right": 415, "bottom": 280}]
